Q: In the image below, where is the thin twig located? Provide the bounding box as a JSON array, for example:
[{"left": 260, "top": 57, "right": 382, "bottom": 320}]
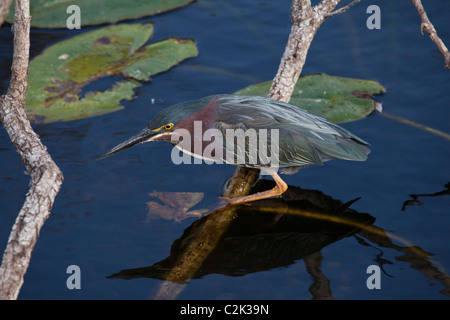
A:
[
  {"left": 411, "top": 0, "right": 450, "bottom": 69},
  {"left": 325, "top": 0, "right": 362, "bottom": 19}
]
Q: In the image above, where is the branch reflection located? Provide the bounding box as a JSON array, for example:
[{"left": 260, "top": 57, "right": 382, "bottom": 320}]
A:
[{"left": 107, "top": 180, "right": 450, "bottom": 299}]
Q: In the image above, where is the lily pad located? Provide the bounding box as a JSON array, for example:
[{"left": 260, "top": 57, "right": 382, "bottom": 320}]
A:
[
  {"left": 235, "top": 73, "right": 385, "bottom": 123},
  {"left": 6, "top": 0, "right": 194, "bottom": 28},
  {"left": 26, "top": 23, "right": 198, "bottom": 123}
]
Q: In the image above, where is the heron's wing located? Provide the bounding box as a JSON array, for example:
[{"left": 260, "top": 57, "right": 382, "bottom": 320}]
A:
[
  {"left": 276, "top": 128, "right": 324, "bottom": 166},
  {"left": 215, "top": 118, "right": 324, "bottom": 167},
  {"left": 214, "top": 95, "right": 370, "bottom": 168},
  {"left": 280, "top": 121, "right": 370, "bottom": 163}
]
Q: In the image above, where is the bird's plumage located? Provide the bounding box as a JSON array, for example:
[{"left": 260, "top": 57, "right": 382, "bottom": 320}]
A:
[
  {"left": 100, "top": 94, "right": 371, "bottom": 205},
  {"left": 159, "top": 95, "right": 369, "bottom": 169}
]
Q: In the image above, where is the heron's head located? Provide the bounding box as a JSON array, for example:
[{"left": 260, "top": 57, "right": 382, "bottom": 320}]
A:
[{"left": 98, "top": 95, "right": 218, "bottom": 159}]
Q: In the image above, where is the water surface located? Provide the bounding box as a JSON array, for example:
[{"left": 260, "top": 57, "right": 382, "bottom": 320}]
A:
[{"left": 0, "top": 0, "right": 449, "bottom": 299}]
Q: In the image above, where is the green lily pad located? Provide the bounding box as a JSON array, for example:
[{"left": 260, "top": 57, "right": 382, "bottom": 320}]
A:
[
  {"left": 235, "top": 73, "right": 385, "bottom": 123},
  {"left": 26, "top": 23, "right": 198, "bottom": 123},
  {"left": 6, "top": 0, "right": 194, "bottom": 28}
]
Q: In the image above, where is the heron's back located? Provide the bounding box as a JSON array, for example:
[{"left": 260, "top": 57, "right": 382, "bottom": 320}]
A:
[{"left": 214, "top": 95, "right": 370, "bottom": 168}]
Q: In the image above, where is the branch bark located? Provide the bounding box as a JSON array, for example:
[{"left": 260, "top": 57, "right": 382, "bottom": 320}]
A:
[
  {"left": 268, "top": 0, "right": 339, "bottom": 102},
  {"left": 0, "top": 0, "right": 64, "bottom": 300},
  {"left": 0, "top": 0, "right": 13, "bottom": 28},
  {"left": 411, "top": 0, "right": 450, "bottom": 69}
]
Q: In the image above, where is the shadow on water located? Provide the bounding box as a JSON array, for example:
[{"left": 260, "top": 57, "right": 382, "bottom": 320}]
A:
[
  {"left": 401, "top": 182, "right": 450, "bottom": 212},
  {"left": 107, "top": 180, "right": 450, "bottom": 299}
]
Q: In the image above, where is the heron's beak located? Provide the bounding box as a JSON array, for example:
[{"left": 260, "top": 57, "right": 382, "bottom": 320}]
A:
[{"left": 99, "top": 128, "right": 160, "bottom": 160}]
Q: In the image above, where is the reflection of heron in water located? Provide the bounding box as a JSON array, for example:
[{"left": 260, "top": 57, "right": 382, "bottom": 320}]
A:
[{"left": 108, "top": 181, "right": 450, "bottom": 299}]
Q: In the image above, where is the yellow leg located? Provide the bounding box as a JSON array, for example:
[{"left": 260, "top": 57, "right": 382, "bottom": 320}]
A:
[{"left": 224, "top": 172, "right": 288, "bottom": 205}]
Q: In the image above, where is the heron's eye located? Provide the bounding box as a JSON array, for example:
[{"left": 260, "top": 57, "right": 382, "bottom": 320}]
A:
[{"left": 164, "top": 123, "right": 174, "bottom": 130}]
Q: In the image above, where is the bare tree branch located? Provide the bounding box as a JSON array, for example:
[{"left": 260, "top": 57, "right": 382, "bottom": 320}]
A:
[
  {"left": 411, "top": 0, "right": 450, "bottom": 69},
  {"left": 0, "top": 0, "right": 13, "bottom": 28},
  {"left": 325, "top": 0, "right": 361, "bottom": 19},
  {"left": 0, "top": 0, "right": 63, "bottom": 300},
  {"left": 268, "top": 0, "right": 340, "bottom": 102}
]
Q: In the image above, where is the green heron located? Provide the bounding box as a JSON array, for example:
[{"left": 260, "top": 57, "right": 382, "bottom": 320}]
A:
[{"left": 100, "top": 94, "right": 370, "bottom": 205}]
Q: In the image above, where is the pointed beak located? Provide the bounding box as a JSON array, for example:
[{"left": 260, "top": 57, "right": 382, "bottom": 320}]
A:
[{"left": 99, "top": 128, "right": 157, "bottom": 160}]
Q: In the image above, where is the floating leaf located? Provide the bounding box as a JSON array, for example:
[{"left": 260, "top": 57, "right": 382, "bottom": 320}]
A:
[
  {"left": 6, "top": 0, "right": 194, "bottom": 28},
  {"left": 235, "top": 73, "right": 386, "bottom": 123},
  {"left": 146, "top": 191, "right": 208, "bottom": 222},
  {"left": 26, "top": 23, "right": 198, "bottom": 123}
]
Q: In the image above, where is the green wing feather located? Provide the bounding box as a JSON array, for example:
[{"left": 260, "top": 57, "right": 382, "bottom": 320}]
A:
[{"left": 214, "top": 95, "right": 370, "bottom": 169}]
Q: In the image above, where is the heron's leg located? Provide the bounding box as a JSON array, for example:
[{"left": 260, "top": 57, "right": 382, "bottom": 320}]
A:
[{"left": 223, "top": 172, "right": 288, "bottom": 205}]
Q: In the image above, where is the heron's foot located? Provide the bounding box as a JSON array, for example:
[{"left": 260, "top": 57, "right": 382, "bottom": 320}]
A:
[
  {"left": 217, "top": 196, "right": 251, "bottom": 207},
  {"left": 218, "top": 172, "right": 288, "bottom": 207}
]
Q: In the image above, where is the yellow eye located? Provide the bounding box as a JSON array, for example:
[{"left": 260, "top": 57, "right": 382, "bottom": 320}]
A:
[{"left": 164, "top": 123, "right": 174, "bottom": 130}]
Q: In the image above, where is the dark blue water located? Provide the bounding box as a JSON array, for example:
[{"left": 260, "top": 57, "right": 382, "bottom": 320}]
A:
[{"left": 1, "top": 0, "right": 449, "bottom": 300}]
